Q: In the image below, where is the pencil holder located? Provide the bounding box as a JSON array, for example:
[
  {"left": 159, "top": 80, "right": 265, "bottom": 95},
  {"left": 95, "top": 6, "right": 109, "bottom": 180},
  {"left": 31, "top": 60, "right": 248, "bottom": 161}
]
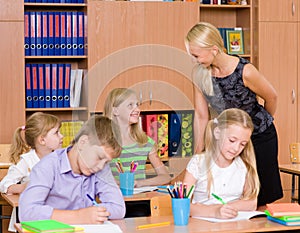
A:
[
  {"left": 119, "top": 172, "right": 134, "bottom": 196},
  {"left": 171, "top": 198, "right": 190, "bottom": 226}
]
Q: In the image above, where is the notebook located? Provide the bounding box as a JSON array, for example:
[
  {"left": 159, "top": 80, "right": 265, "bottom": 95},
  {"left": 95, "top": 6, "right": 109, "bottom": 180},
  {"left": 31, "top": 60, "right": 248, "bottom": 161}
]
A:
[
  {"left": 72, "top": 221, "right": 122, "bottom": 233},
  {"left": 193, "top": 211, "right": 266, "bottom": 223},
  {"left": 21, "top": 220, "right": 74, "bottom": 233},
  {"left": 133, "top": 186, "right": 158, "bottom": 194}
]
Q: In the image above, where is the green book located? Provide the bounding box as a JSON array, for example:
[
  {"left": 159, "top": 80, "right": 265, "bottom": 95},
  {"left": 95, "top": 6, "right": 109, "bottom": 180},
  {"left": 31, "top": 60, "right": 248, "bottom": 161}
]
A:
[{"left": 21, "top": 220, "right": 75, "bottom": 233}]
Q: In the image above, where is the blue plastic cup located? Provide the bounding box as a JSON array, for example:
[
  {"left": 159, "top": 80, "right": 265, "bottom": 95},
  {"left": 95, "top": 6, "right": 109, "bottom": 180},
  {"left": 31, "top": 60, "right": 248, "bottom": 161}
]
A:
[
  {"left": 172, "top": 198, "right": 190, "bottom": 226},
  {"left": 119, "top": 172, "right": 134, "bottom": 196}
]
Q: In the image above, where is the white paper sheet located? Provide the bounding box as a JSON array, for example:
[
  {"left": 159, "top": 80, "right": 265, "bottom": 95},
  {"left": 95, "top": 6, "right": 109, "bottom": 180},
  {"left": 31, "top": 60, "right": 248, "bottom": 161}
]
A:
[
  {"left": 193, "top": 211, "right": 266, "bottom": 223},
  {"left": 72, "top": 221, "right": 122, "bottom": 233}
]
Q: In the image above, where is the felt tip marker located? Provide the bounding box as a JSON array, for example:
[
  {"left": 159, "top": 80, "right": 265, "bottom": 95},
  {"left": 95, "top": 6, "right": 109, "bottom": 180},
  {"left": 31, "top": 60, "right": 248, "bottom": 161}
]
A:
[{"left": 212, "top": 193, "right": 226, "bottom": 204}]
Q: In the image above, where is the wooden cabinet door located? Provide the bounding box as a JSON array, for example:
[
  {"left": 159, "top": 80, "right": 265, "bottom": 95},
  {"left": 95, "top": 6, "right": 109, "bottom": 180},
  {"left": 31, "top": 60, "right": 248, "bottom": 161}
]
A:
[
  {"left": 88, "top": 2, "right": 198, "bottom": 112},
  {"left": 0, "top": 22, "right": 25, "bottom": 143},
  {"left": 258, "top": 0, "right": 298, "bottom": 22},
  {"left": 258, "top": 22, "right": 297, "bottom": 164},
  {"left": 0, "top": 0, "right": 23, "bottom": 21},
  {"left": 298, "top": 22, "right": 300, "bottom": 142}
]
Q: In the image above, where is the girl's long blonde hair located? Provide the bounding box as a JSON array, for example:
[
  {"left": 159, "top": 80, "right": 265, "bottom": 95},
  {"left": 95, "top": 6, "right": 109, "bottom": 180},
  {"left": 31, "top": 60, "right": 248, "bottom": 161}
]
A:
[
  {"left": 103, "top": 88, "right": 148, "bottom": 145},
  {"left": 185, "top": 22, "right": 226, "bottom": 96},
  {"left": 9, "top": 112, "right": 61, "bottom": 164},
  {"left": 203, "top": 108, "right": 260, "bottom": 200}
]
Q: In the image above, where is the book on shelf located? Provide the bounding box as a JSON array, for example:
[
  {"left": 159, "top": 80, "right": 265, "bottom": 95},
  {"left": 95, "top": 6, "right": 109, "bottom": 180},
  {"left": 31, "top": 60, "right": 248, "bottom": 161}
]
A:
[
  {"left": 70, "top": 69, "right": 83, "bottom": 108},
  {"left": 141, "top": 111, "right": 194, "bottom": 158},
  {"left": 24, "top": 12, "right": 30, "bottom": 56},
  {"left": 25, "top": 64, "right": 33, "bottom": 108},
  {"left": 266, "top": 203, "right": 300, "bottom": 217},
  {"left": 181, "top": 112, "right": 193, "bottom": 157},
  {"left": 60, "top": 120, "right": 84, "bottom": 148},
  {"left": 25, "top": 63, "right": 75, "bottom": 109},
  {"left": 45, "top": 64, "right": 51, "bottom": 108},
  {"left": 31, "top": 64, "right": 39, "bottom": 108},
  {"left": 157, "top": 114, "right": 168, "bottom": 158},
  {"left": 141, "top": 114, "right": 158, "bottom": 143},
  {"left": 38, "top": 64, "right": 45, "bottom": 108},
  {"left": 168, "top": 112, "right": 182, "bottom": 157},
  {"left": 21, "top": 219, "right": 74, "bottom": 233}
]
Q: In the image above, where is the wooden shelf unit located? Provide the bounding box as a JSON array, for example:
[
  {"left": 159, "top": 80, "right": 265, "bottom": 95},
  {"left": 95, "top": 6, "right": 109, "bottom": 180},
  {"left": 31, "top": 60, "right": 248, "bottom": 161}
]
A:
[
  {"left": 0, "top": 0, "right": 258, "bottom": 143},
  {"left": 257, "top": 0, "right": 299, "bottom": 203},
  {"left": 200, "top": 0, "right": 256, "bottom": 64},
  {"left": 24, "top": 2, "right": 88, "bottom": 121}
]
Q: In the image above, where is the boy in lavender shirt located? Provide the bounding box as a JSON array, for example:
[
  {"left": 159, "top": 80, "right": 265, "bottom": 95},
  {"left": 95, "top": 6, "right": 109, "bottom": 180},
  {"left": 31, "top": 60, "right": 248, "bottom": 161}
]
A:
[{"left": 19, "top": 115, "right": 125, "bottom": 224}]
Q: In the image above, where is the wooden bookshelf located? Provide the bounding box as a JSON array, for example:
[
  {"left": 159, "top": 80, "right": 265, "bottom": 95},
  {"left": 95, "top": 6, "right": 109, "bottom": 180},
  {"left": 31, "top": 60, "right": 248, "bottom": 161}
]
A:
[
  {"left": 0, "top": 1, "right": 258, "bottom": 141},
  {"left": 24, "top": 1, "right": 88, "bottom": 121},
  {"left": 200, "top": 0, "right": 256, "bottom": 64}
]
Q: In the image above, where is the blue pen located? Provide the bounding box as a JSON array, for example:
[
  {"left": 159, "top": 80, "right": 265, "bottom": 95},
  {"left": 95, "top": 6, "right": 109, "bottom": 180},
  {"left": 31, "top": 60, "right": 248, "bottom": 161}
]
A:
[{"left": 86, "top": 194, "right": 99, "bottom": 206}]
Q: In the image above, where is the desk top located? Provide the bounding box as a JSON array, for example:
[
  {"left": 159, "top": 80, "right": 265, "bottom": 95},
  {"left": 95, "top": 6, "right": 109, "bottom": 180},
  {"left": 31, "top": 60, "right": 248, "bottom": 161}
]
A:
[
  {"left": 279, "top": 164, "right": 300, "bottom": 175},
  {"left": 123, "top": 191, "right": 167, "bottom": 201},
  {"left": 1, "top": 193, "right": 19, "bottom": 207},
  {"left": 1, "top": 191, "right": 166, "bottom": 208},
  {"left": 0, "top": 162, "right": 11, "bottom": 169},
  {"left": 15, "top": 215, "right": 300, "bottom": 233}
]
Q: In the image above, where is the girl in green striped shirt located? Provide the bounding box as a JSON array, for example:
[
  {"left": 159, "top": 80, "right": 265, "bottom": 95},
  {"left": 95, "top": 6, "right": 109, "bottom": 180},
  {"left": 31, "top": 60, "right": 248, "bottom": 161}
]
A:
[{"left": 104, "top": 88, "right": 171, "bottom": 187}]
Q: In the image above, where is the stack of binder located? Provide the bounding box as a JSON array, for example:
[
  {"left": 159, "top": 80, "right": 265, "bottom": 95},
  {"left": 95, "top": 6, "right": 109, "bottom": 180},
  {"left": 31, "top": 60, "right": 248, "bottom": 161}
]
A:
[
  {"left": 25, "top": 63, "right": 72, "bottom": 108},
  {"left": 140, "top": 111, "right": 194, "bottom": 158},
  {"left": 24, "top": 0, "right": 85, "bottom": 3},
  {"left": 265, "top": 203, "right": 300, "bottom": 226},
  {"left": 24, "top": 11, "right": 86, "bottom": 56}
]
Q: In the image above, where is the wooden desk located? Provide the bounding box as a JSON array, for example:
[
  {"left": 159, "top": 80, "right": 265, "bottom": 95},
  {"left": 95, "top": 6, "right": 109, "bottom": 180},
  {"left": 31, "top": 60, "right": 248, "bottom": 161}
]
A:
[
  {"left": 279, "top": 164, "right": 300, "bottom": 204},
  {"left": 1, "top": 194, "right": 19, "bottom": 224},
  {"left": 124, "top": 191, "right": 171, "bottom": 217},
  {"left": 1, "top": 192, "right": 169, "bottom": 221},
  {"left": 0, "top": 163, "right": 11, "bottom": 169},
  {"left": 1, "top": 194, "right": 19, "bottom": 208},
  {"left": 0, "top": 191, "right": 165, "bottom": 207},
  {"left": 15, "top": 215, "right": 300, "bottom": 233}
]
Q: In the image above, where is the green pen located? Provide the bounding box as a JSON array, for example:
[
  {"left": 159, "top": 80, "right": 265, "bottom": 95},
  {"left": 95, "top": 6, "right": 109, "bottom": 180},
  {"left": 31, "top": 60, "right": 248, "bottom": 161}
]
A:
[{"left": 212, "top": 193, "right": 226, "bottom": 204}]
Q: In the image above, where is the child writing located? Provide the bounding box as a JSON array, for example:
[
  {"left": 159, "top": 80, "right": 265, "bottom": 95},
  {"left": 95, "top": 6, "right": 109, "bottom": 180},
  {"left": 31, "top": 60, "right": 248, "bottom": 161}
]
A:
[
  {"left": 103, "top": 88, "right": 171, "bottom": 187},
  {"left": 0, "top": 112, "right": 63, "bottom": 232},
  {"left": 183, "top": 108, "right": 260, "bottom": 219},
  {"left": 19, "top": 115, "right": 126, "bottom": 224}
]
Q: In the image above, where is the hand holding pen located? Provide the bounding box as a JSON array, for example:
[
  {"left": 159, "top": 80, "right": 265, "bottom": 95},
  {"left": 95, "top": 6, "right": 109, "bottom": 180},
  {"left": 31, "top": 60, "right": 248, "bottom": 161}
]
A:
[
  {"left": 211, "top": 193, "right": 239, "bottom": 218},
  {"left": 85, "top": 194, "right": 111, "bottom": 224}
]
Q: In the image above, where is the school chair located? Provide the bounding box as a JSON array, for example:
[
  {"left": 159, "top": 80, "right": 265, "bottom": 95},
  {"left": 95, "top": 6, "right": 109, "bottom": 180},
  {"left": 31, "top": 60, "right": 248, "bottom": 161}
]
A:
[
  {"left": 0, "top": 144, "right": 12, "bottom": 233},
  {"left": 290, "top": 143, "right": 300, "bottom": 202}
]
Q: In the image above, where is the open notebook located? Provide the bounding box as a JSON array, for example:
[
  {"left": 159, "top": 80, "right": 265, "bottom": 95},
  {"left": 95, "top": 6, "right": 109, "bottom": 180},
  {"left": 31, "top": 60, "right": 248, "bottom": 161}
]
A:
[
  {"left": 72, "top": 221, "right": 122, "bottom": 233},
  {"left": 193, "top": 211, "right": 266, "bottom": 223}
]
